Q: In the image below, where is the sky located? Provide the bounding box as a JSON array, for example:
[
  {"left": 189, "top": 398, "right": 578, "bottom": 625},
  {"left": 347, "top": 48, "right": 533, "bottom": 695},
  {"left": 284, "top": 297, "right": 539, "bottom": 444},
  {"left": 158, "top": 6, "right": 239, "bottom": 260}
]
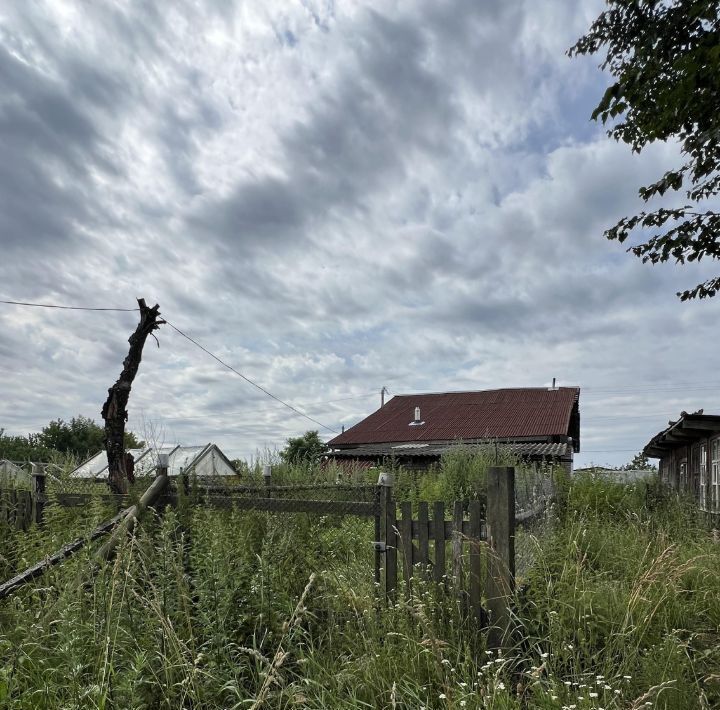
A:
[{"left": 2, "top": 0, "right": 720, "bottom": 468}]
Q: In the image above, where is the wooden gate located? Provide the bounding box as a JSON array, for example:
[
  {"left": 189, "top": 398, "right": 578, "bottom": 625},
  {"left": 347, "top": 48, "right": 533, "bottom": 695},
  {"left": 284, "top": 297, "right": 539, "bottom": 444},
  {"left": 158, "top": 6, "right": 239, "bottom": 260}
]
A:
[{"left": 377, "top": 466, "right": 515, "bottom": 649}]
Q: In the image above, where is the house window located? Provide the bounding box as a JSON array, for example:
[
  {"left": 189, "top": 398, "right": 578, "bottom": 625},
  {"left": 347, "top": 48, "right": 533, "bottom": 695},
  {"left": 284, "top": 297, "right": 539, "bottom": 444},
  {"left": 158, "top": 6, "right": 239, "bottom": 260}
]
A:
[
  {"left": 700, "top": 444, "right": 707, "bottom": 509},
  {"left": 712, "top": 440, "right": 720, "bottom": 512}
]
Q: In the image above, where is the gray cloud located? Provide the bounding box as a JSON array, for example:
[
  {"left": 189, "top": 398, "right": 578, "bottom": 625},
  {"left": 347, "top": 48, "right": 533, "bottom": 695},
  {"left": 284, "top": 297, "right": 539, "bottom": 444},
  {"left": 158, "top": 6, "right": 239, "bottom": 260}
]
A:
[{"left": 2, "top": 0, "right": 720, "bottom": 468}]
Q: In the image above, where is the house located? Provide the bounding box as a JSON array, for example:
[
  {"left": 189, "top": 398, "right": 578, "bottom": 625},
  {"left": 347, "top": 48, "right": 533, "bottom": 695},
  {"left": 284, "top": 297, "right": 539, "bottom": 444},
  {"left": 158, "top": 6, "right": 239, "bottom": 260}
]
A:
[
  {"left": 643, "top": 411, "right": 720, "bottom": 511},
  {"left": 70, "top": 443, "right": 237, "bottom": 480},
  {"left": 327, "top": 387, "right": 580, "bottom": 472}
]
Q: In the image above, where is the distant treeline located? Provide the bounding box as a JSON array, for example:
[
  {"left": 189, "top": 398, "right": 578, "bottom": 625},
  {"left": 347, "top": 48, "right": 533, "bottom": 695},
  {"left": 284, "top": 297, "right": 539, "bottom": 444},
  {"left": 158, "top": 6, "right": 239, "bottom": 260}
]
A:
[{"left": 0, "top": 416, "right": 143, "bottom": 463}]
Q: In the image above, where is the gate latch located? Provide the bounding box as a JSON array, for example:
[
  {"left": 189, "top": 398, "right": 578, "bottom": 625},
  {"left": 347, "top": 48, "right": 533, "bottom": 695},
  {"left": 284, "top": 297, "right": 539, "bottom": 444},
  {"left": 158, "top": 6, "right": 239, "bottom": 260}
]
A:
[{"left": 372, "top": 541, "right": 387, "bottom": 552}]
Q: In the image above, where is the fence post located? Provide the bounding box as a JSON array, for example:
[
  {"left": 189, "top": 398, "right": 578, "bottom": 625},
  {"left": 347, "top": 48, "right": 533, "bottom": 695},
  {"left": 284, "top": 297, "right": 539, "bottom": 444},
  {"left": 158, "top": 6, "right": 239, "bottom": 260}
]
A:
[
  {"left": 374, "top": 484, "right": 382, "bottom": 594},
  {"left": 400, "top": 501, "right": 413, "bottom": 597},
  {"left": 157, "top": 453, "right": 170, "bottom": 478},
  {"left": 486, "top": 466, "right": 515, "bottom": 652},
  {"left": 378, "top": 471, "right": 397, "bottom": 603},
  {"left": 262, "top": 464, "right": 272, "bottom": 491},
  {"left": 32, "top": 463, "right": 46, "bottom": 526}
]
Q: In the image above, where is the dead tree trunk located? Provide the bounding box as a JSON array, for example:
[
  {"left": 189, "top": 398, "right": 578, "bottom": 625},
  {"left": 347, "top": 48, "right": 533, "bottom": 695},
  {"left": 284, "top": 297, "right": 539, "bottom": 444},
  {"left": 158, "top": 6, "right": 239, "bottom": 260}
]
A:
[{"left": 102, "top": 298, "right": 163, "bottom": 494}]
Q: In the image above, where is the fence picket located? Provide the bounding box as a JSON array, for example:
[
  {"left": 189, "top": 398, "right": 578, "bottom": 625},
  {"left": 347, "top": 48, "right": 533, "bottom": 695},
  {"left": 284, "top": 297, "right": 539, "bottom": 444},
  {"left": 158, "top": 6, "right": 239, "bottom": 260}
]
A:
[
  {"left": 385, "top": 490, "right": 398, "bottom": 603},
  {"left": 433, "top": 501, "right": 446, "bottom": 585},
  {"left": 452, "top": 501, "right": 464, "bottom": 603},
  {"left": 469, "top": 499, "right": 483, "bottom": 624},
  {"left": 417, "top": 502, "right": 429, "bottom": 572},
  {"left": 400, "top": 501, "right": 413, "bottom": 596}
]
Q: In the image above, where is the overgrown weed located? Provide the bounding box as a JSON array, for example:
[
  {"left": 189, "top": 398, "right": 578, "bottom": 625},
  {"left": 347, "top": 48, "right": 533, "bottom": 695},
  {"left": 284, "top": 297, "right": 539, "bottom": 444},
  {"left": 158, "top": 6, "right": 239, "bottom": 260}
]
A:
[{"left": 0, "top": 465, "right": 718, "bottom": 708}]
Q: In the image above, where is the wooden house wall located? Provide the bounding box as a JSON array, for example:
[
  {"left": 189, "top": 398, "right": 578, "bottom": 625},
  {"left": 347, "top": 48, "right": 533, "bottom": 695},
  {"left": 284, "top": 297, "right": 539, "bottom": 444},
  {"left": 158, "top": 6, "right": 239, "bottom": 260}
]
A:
[{"left": 659, "top": 431, "right": 720, "bottom": 510}]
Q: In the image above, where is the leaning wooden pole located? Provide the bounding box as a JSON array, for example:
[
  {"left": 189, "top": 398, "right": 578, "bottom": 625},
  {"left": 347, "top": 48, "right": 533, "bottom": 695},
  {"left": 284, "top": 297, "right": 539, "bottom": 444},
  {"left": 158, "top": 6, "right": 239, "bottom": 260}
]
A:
[
  {"left": 96, "top": 462, "right": 169, "bottom": 560},
  {"left": 0, "top": 468, "right": 169, "bottom": 600},
  {"left": 0, "top": 508, "right": 129, "bottom": 600},
  {"left": 102, "top": 298, "right": 164, "bottom": 494}
]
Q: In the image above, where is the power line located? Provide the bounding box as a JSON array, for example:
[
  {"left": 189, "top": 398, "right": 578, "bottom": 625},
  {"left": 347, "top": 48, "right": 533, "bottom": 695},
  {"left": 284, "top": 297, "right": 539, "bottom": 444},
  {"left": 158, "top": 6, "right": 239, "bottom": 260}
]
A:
[
  {"left": 163, "top": 319, "right": 339, "bottom": 434},
  {"left": 0, "top": 299, "right": 137, "bottom": 312},
  {"left": 1, "top": 298, "right": 345, "bottom": 434}
]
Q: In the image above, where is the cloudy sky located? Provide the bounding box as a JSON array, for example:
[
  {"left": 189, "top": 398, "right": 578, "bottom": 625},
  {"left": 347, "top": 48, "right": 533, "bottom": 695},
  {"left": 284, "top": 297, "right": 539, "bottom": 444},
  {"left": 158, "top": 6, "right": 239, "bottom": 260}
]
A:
[{"left": 2, "top": 0, "right": 719, "bottom": 467}]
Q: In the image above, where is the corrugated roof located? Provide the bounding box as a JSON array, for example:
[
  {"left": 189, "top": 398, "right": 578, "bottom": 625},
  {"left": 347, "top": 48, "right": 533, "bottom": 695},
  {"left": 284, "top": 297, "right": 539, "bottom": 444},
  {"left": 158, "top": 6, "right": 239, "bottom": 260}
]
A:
[
  {"left": 329, "top": 441, "right": 571, "bottom": 459},
  {"left": 328, "top": 387, "right": 580, "bottom": 447},
  {"left": 643, "top": 412, "right": 720, "bottom": 458}
]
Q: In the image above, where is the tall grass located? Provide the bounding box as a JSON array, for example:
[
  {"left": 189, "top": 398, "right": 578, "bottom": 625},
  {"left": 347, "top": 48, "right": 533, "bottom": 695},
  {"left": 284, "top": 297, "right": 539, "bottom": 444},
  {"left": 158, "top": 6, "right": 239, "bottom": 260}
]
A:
[{"left": 0, "top": 466, "right": 718, "bottom": 708}]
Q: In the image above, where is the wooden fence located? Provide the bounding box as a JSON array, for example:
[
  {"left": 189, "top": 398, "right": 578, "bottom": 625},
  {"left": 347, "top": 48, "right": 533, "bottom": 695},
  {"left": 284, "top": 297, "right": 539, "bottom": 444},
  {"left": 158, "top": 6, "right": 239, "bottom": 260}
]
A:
[{"left": 1, "top": 466, "right": 541, "bottom": 649}]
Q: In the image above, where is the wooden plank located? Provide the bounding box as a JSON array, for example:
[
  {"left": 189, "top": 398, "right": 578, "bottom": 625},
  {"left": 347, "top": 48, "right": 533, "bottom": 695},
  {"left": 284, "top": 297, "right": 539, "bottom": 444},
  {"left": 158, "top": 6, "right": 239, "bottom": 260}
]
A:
[
  {"left": 486, "top": 466, "right": 515, "bottom": 651},
  {"left": 200, "top": 483, "right": 379, "bottom": 495},
  {"left": 468, "top": 500, "right": 483, "bottom": 625},
  {"left": 385, "top": 491, "right": 398, "bottom": 603},
  {"left": 515, "top": 500, "right": 549, "bottom": 527},
  {"left": 196, "top": 495, "right": 380, "bottom": 517},
  {"left": 374, "top": 510, "right": 381, "bottom": 593},
  {"left": 433, "top": 501, "right": 445, "bottom": 585},
  {"left": 22, "top": 491, "right": 32, "bottom": 530},
  {"left": 413, "top": 519, "right": 481, "bottom": 539},
  {"left": 10, "top": 490, "right": 20, "bottom": 530},
  {"left": 53, "top": 492, "right": 380, "bottom": 518},
  {"left": 417, "top": 502, "right": 429, "bottom": 571},
  {"left": 452, "top": 501, "right": 464, "bottom": 598},
  {"left": 97, "top": 473, "right": 169, "bottom": 560},
  {"left": 32, "top": 471, "right": 46, "bottom": 525},
  {"left": 410, "top": 519, "right": 484, "bottom": 540},
  {"left": 400, "top": 501, "right": 413, "bottom": 596}
]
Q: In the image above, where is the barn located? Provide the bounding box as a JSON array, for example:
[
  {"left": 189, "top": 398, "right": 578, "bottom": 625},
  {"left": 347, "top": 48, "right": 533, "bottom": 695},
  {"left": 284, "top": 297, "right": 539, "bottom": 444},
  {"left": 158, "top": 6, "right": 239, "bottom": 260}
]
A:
[
  {"left": 70, "top": 443, "right": 237, "bottom": 481},
  {"left": 327, "top": 387, "right": 580, "bottom": 472}
]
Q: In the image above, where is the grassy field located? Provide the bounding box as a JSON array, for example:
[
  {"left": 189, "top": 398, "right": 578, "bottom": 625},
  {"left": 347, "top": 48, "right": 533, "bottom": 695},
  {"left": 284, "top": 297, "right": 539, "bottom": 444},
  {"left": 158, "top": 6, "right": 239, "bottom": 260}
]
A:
[{"left": 0, "top": 456, "right": 718, "bottom": 709}]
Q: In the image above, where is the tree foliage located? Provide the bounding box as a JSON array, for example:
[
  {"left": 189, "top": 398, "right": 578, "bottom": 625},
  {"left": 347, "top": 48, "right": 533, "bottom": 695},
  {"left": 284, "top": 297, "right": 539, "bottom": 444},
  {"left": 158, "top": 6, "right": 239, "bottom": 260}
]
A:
[
  {"left": 0, "top": 429, "right": 55, "bottom": 462},
  {"left": 622, "top": 451, "right": 658, "bottom": 471},
  {"left": 570, "top": 1, "right": 720, "bottom": 300},
  {"left": 0, "top": 416, "right": 143, "bottom": 462},
  {"left": 280, "top": 430, "right": 328, "bottom": 464}
]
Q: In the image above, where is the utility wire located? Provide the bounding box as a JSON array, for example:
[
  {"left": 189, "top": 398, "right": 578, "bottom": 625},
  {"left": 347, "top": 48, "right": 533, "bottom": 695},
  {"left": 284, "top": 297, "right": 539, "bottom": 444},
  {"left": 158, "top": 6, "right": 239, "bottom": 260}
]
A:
[
  {"left": 164, "top": 319, "right": 339, "bottom": 434},
  {"left": 1, "top": 298, "right": 343, "bottom": 434},
  {"left": 0, "top": 299, "right": 137, "bottom": 312}
]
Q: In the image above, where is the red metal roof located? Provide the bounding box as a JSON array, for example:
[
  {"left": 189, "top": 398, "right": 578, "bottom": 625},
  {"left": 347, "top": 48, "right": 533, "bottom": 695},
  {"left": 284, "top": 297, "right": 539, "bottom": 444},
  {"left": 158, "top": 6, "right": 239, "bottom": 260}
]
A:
[{"left": 328, "top": 388, "right": 580, "bottom": 447}]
